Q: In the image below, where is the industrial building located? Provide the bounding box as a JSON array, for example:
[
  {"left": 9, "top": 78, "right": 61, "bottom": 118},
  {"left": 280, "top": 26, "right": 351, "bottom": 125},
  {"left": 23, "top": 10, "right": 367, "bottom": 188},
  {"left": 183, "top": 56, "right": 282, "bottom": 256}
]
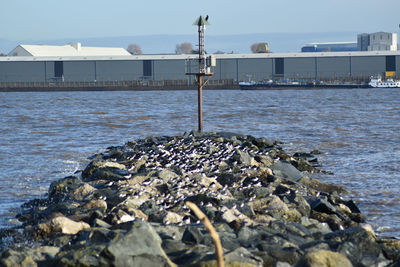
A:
[
  {"left": 302, "top": 32, "right": 398, "bottom": 53},
  {"left": 1, "top": 45, "right": 400, "bottom": 87},
  {"left": 357, "top": 32, "right": 398, "bottom": 51},
  {"left": 7, "top": 43, "right": 130, "bottom": 57},
  {"left": 301, "top": 42, "right": 358, "bottom": 52}
]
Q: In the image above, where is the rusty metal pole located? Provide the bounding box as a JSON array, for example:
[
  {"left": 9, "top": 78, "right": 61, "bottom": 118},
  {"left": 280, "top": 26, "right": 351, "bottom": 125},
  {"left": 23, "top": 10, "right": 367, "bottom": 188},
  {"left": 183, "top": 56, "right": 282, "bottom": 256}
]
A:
[
  {"left": 197, "top": 24, "right": 204, "bottom": 132},
  {"left": 197, "top": 74, "right": 203, "bottom": 132},
  {"left": 186, "top": 16, "right": 213, "bottom": 133}
]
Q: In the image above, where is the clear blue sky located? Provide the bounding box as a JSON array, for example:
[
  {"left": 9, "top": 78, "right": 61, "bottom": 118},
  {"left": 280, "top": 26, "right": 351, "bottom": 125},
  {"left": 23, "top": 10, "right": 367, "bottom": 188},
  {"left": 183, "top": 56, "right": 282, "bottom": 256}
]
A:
[{"left": 1, "top": 0, "right": 400, "bottom": 41}]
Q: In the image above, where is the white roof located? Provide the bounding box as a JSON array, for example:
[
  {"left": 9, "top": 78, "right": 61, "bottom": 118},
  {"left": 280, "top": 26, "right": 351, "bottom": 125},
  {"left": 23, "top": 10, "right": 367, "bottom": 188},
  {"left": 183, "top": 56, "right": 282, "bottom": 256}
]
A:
[
  {"left": 305, "top": 42, "right": 357, "bottom": 45},
  {"left": 8, "top": 43, "right": 130, "bottom": 57},
  {"left": 1, "top": 50, "right": 400, "bottom": 62}
]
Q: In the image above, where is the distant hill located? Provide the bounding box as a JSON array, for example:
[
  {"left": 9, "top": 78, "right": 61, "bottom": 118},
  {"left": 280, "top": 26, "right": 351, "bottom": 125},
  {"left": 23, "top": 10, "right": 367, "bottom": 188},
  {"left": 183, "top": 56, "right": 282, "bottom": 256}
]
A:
[{"left": 0, "top": 32, "right": 359, "bottom": 55}]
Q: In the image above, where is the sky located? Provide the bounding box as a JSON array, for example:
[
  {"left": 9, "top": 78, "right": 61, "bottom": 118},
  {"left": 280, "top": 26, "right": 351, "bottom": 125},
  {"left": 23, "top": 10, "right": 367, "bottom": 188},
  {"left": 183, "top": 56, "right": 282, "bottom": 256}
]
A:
[{"left": 1, "top": 0, "right": 400, "bottom": 41}]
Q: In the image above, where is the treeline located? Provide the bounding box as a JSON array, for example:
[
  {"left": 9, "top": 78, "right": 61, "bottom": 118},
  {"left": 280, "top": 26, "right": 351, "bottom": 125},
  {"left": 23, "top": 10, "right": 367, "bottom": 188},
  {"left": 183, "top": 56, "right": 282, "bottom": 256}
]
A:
[{"left": 126, "top": 42, "right": 272, "bottom": 55}]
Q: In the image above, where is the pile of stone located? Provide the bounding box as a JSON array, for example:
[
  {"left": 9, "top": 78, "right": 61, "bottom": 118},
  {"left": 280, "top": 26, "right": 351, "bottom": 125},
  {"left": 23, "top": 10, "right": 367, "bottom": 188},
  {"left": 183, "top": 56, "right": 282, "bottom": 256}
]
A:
[{"left": 1, "top": 132, "right": 399, "bottom": 266}]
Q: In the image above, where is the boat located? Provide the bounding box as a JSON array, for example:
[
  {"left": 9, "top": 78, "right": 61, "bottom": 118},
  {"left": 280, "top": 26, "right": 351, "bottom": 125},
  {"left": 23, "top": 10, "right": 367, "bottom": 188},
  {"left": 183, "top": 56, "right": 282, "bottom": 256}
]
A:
[
  {"left": 238, "top": 81, "right": 256, "bottom": 87},
  {"left": 239, "top": 79, "right": 369, "bottom": 90},
  {"left": 369, "top": 77, "right": 400, "bottom": 88}
]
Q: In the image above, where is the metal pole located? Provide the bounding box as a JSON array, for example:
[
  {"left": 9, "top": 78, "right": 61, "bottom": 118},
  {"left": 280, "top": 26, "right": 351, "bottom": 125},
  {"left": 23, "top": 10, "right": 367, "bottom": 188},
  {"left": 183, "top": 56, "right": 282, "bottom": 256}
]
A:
[
  {"left": 198, "top": 74, "right": 203, "bottom": 132},
  {"left": 197, "top": 24, "right": 203, "bottom": 132},
  {"left": 187, "top": 16, "right": 213, "bottom": 132}
]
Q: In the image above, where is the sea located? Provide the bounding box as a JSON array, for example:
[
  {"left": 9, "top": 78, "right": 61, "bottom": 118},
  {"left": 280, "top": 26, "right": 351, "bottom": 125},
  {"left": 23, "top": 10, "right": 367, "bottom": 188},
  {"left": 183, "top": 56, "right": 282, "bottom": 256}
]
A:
[{"left": 0, "top": 88, "right": 399, "bottom": 238}]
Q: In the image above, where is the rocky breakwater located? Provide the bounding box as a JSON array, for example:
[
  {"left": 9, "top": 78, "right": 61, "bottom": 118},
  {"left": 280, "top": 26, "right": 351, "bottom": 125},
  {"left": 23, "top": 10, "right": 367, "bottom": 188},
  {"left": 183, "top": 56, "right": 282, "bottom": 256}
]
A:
[{"left": 1, "top": 132, "right": 399, "bottom": 266}]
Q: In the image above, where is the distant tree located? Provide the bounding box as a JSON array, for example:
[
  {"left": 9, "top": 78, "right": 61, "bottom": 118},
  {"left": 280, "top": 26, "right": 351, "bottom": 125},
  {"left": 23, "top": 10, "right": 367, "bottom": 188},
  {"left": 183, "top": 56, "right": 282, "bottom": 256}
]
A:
[
  {"left": 175, "top": 42, "right": 193, "bottom": 54},
  {"left": 0, "top": 53, "right": 6, "bottom": 56},
  {"left": 250, "top": 43, "right": 258, "bottom": 53},
  {"left": 127, "top": 44, "right": 142, "bottom": 55},
  {"left": 251, "top": 43, "right": 271, "bottom": 53},
  {"left": 214, "top": 50, "right": 225, "bottom": 54}
]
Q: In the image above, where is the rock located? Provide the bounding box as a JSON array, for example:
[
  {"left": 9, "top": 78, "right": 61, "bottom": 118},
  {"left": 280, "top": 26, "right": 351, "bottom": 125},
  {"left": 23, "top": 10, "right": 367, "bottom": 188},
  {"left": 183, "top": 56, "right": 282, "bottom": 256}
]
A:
[
  {"left": 85, "top": 167, "right": 129, "bottom": 181},
  {"left": 275, "top": 262, "right": 292, "bottom": 267},
  {"left": 232, "top": 149, "right": 256, "bottom": 166},
  {"left": 182, "top": 225, "right": 212, "bottom": 246},
  {"left": 196, "top": 246, "right": 264, "bottom": 267},
  {"left": 158, "top": 169, "right": 179, "bottom": 182},
  {"left": 153, "top": 224, "right": 186, "bottom": 241},
  {"left": 0, "top": 246, "right": 60, "bottom": 267},
  {"left": 106, "top": 208, "right": 135, "bottom": 225},
  {"left": 311, "top": 211, "right": 344, "bottom": 231},
  {"left": 377, "top": 238, "right": 400, "bottom": 262},
  {"left": 300, "top": 240, "right": 331, "bottom": 253},
  {"left": 296, "top": 249, "right": 353, "bottom": 267},
  {"left": 92, "top": 218, "right": 112, "bottom": 228},
  {"left": 237, "top": 203, "right": 256, "bottom": 218},
  {"left": 299, "top": 176, "right": 349, "bottom": 195},
  {"left": 257, "top": 241, "right": 302, "bottom": 263},
  {"left": 217, "top": 172, "right": 242, "bottom": 186},
  {"left": 291, "top": 156, "right": 322, "bottom": 173},
  {"left": 163, "top": 211, "right": 183, "bottom": 224},
  {"left": 36, "top": 216, "right": 90, "bottom": 237},
  {"left": 237, "top": 226, "right": 263, "bottom": 247},
  {"left": 197, "top": 175, "right": 223, "bottom": 190},
  {"left": 254, "top": 155, "right": 274, "bottom": 167},
  {"left": 310, "top": 199, "right": 338, "bottom": 215},
  {"left": 252, "top": 137, "right": 274, "bottom": 149},
  {"left": 294, "top": 195, "right": 311, "bottom": 216},
  {"left": 161, "top": 239, "right": 191, "bottom": 262},
  {"left": 101, "top": 220, "right": 175, "bottom": 266},
  {"left": 166, "top": 244, "right": 214, "bottom": 266},
  {"left": 82, "top": 199, "right": 107, "bottom": 211},
  {"left": 325, "top": 226, "right": 383, "bottom": 265},
  {"left": 82, "top": 157, "right": 126, "bottom": 180},
  {"left": 48, "top": 176, "right": 83, "bottom": 201},
  {"left": 55, "top": 245, "right": 107, "bottom": 266},
  {"left": 300, "top": 217, "right": 332, "bottom": 234},
  {"left": 250, "top": 195, "right": 289, "bottom": 214},
  {"left": 271, "top": 161, "right": 304, "bottom": 182},
  {"left": 70, "top": 183, "right": 96, "bottom": 200}
]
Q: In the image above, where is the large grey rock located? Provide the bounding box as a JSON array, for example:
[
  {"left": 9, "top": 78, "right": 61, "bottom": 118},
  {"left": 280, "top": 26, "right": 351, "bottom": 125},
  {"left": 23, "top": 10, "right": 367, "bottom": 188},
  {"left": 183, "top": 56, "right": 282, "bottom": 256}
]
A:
[
  {"left": 232, "top": 149, "right": 255, "bottom": 166},
  {"left": 182, "top": 225, "right": 212, "bottom": 246},
  {"left": 48, "top": 176, "right": 83, "bottom": 201},
  {"left": 310, "top": 199, "right": 338, "bottom": 214},
  {"left": 224, "top": 247, "right": 264, "bottom": 266},
  {"left": 0, "top": 246, "right": 60, "bottom": 267},
  {"left": 35, "top": 216, "right": 90, "bottom": 239},
  {"left": 296, "top": 249, "right": 353, "bottom": 267},
  {"left": 183, "top": 246, "right": 264, "bottom": 267},
  {"left": 299, "top": 176, "right": 349, "bottom": 195},
  {"left": 271, "top": 161, "right": 304, "bottom": 182},
  {"left": 100, "top": 220, "right": 175, "bottom": 266},
  {"left": 325, "top": 226, "right": 383, "bottom": 266}
]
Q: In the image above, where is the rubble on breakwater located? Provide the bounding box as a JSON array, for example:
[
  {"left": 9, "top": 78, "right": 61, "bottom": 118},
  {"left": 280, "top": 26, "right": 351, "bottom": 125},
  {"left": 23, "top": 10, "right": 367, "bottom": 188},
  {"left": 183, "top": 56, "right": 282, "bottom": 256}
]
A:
[{"left": 1, "top": 132, "right": 399, "bottom": 266}]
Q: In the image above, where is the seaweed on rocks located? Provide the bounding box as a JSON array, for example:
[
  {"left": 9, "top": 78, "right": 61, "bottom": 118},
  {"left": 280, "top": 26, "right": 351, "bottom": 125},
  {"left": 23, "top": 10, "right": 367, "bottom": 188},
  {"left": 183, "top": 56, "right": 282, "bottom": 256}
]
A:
[{"left": 1, "top": 131, "right": 399, "bottom": 267}]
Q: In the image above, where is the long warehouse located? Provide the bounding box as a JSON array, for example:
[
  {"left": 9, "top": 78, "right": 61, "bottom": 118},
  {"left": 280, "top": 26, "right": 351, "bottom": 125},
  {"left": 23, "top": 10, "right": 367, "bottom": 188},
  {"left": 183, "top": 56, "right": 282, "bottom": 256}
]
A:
[{"left": 0, "top": 51, "right": 399, "bottom": 84}]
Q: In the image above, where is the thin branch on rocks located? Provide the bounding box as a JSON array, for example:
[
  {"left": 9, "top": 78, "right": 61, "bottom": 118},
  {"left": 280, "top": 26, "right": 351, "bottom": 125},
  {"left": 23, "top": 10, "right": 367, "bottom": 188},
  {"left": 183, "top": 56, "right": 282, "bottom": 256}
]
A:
[{"left": 186, "top": 201, "right": 224, "bottom": 267}]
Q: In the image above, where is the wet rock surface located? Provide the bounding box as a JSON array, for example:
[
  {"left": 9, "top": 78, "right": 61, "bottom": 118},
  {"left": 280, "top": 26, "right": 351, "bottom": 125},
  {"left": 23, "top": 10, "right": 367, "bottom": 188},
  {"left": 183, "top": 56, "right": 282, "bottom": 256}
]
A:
[{"left": 1, "top": 132, "right": 399, "bottom": 266}]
